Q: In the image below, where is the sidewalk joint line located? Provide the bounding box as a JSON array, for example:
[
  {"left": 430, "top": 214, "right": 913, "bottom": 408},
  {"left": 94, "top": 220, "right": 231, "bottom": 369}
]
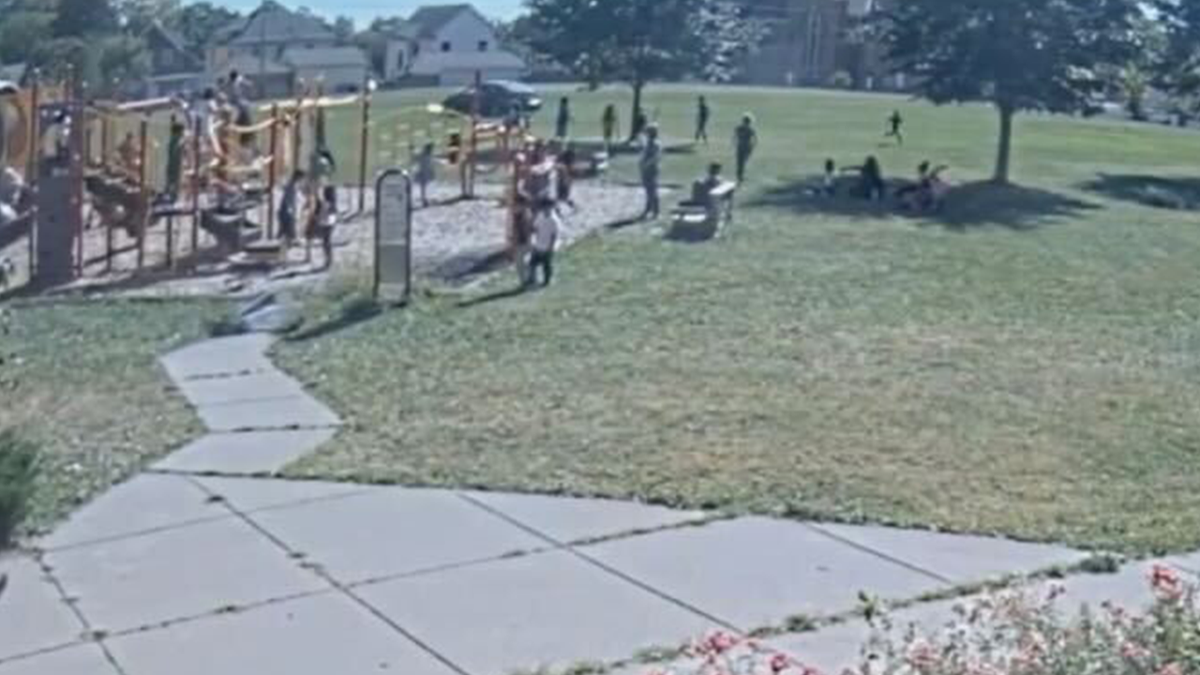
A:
[
  {"left": 455, "top": 492, "right": 742, "bottom": 633},
  {"left": 31, "top": 551, "right": 130, "bottom": 675},
  {"left": 184, "top": 475, "right": 475, "bottom": 675},
  {"left": 803, "top": 523, "right": 954, "bottom": 585}
]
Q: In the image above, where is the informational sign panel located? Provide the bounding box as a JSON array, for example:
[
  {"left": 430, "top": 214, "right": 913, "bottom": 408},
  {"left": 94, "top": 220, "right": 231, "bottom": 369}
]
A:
[{"left": 374, "top": 169, "right": 412, "bottom": 303}]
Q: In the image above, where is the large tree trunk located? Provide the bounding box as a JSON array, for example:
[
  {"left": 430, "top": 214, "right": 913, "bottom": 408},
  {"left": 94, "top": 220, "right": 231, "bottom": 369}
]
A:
[
  {"left": 993, "top": 104, "right": 1015, "bottom": 184},
  {"left": 629, "top": 79, "right": 645, "bottom": 143}
]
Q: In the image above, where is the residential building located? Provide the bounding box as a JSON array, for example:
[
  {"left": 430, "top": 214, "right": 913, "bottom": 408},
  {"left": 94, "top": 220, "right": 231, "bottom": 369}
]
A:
[
  {"left": 143, "top": 22, "right": 205, "bottom": 97},
  {"left": 209, "top": 1, "right": 368, "bottom": 97},
  {"left": 382, "top": 4, "right": 526, "bottom": 86}
]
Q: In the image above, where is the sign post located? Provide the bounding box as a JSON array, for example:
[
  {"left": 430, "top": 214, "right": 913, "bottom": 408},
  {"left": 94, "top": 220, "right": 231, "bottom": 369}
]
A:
[{"left": 373, "top": 169, "right": 412, "bottom": 304}]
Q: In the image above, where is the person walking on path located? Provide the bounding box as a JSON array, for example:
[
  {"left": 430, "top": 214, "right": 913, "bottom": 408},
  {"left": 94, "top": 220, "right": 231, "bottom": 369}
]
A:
[
  {"left": 695, "top": 95, "right": 711, "bottom": 144},
  {"left": 556, "top": 97, "right": 573, "bottom": 140},
  {"left": 602, "top": 104, "right": 619, "bottom": 149},
  {"left": 529, "top": 197, "right": 560, "bottom": 287},
  {"left": 639, "top": 125, "right": 663, "bottom": 220},
  {"left": 886, "top": 109, "right": 904, "bottom": 145},
  {"left": 733, "top": 113, "right": 758, "bottom": 183}
]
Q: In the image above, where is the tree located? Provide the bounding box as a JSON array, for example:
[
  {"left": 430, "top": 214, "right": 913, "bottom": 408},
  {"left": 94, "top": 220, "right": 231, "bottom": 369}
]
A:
[
  {"left": 117, "top": 0, "right": 181, "bottom": 36},
  {"left": 875, "top": 0, "right": 1142, "bottom": 184},
  {"left": 52, "top": 0, "right": 120, "bottom": 37},
  {"left": 0, "top": 11, "right": 55, "bottom": 64},
  {"left": 165, "top": 1, "right": 240, "bottom": 53},
  {"left": 332, "top": 15, "right": 355, "bottom": 44},
  {"left": 527, "top": 0, "right": 754, "bottom": 140}
]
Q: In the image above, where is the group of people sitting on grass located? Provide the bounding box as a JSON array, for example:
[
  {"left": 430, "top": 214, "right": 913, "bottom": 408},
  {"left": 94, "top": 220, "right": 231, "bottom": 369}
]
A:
[{"left": 813, "top": 156, "right": 950, "bottom": 213}]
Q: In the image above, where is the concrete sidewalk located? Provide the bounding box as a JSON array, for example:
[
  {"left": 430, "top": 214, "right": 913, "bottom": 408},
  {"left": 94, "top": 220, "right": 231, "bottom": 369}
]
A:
[{"left": 0, "top": 334, "right": 1190, "bottom": 675}]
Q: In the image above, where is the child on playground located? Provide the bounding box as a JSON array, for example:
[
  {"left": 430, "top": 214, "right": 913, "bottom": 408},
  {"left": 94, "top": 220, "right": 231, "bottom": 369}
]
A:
[
  {"left": 556, "top": 144, "right": 577, "bottom": 210},
  {"left": 278, "top": 170, "right": 305, "bottom": 244},
  {"left": 316, "top": 184, "right": 338, "bottom": 269},
  {"left": 164, "top": 118, "right": 187, "bottom": 204},
  {"left": 639, "top": 125, "right": 662, "bottom": 220},
  {"left": 529, "top": 197, "right": 560, "bottom": 288},
  {"left": 414, "top": 142, "right": 436, "bottom": 207}
]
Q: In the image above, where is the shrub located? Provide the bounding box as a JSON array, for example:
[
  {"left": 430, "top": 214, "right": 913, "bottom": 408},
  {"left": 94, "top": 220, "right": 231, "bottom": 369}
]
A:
[
  {"left": 0, "top": 429, "right": 38, "bottom": 548},
  {"left": 654, "top": 566, "right": 1200, "bottom": 675}
]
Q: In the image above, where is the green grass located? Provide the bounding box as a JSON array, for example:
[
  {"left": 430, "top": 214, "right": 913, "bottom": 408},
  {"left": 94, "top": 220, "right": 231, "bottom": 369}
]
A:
[
  {"left": 0, "top": 300, "right": 227, "bottom": 537},
  {"left": 277, "top": 84, "right": 1200, "bottom": 555}
]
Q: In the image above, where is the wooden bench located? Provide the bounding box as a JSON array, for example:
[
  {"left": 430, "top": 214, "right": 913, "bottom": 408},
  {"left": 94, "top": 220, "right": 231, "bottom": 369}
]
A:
[{"left": 671, "top": 180, "right": 737, "bottom": 231}]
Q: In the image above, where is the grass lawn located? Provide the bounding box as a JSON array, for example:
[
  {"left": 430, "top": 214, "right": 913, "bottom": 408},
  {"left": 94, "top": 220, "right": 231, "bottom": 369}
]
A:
[
  {"left": 278, "top": 84, "right": 1200, "bottom": 555},
  {"left": 0, "top": 300, "right": 226, "bottom": 537}
]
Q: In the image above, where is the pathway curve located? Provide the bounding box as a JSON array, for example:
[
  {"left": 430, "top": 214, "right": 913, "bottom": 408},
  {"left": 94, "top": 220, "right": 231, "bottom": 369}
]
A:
[{"left": 1, "top": 334, "right": 1197, "bottom": 675}]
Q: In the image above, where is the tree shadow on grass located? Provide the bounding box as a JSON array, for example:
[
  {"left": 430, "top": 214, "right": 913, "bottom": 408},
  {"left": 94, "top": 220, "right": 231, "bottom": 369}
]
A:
[
  {"left": 750, "top": 176, "right": 1101, "bottom": 230},
  {"left": 1078, "top": 173, "right": 1200, "bottom": 211}
]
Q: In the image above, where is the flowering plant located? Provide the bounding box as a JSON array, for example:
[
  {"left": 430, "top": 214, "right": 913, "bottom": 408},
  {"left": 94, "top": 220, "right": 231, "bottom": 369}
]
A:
[{"left": 650, "top": 565, "right": 1200, "bottom": 675}]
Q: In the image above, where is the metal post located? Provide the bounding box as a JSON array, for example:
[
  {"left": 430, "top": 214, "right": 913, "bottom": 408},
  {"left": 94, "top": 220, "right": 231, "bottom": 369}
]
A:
[
  {"left": 136, "top": 116, "right": 148, "bottom": 270},
  {"left": 191, "top": 116, "right": 201, "bottom": 253},
  {"left": 358, "top": 75, "right": 370, "bottom": 213},
  {"left": 267, "top": 104, "right": 278, "bottom": 240},
  {"left": 468, "top": 70, "right": 481, "bottom": 199},
  {"left": 26, "top": 73, "right": 39, "bottom": 281},
  {"left": 165, "top": 113, "right": 176, "bottom": 269}
]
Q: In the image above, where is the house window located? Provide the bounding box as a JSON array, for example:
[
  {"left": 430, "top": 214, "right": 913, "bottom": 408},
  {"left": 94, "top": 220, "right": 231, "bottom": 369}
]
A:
[
  {"left": 441, "top": 41, "right": 451, "bottom": 52},
  {"left": 478, "top": 40, "right": 489, "bottom": 52}
]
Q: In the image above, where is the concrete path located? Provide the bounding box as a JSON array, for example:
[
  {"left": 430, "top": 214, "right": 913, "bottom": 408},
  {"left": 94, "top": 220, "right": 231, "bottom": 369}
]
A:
[{"left": 0, "top": 334, "right": 1194, "bottom": 675}]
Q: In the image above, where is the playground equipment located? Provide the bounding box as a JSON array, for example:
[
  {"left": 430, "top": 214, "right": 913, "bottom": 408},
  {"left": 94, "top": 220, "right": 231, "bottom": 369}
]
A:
[{"left": 0, "top": 75, "right": 378, "bottom": 291}]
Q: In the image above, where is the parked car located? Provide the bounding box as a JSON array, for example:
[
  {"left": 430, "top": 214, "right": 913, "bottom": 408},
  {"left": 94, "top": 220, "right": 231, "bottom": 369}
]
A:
[{"left": 442, "top": 81, "right": 542, "bottom": 119}]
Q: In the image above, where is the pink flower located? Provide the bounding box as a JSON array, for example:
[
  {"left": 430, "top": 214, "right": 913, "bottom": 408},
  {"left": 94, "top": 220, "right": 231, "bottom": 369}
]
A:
[
  {"left": 1120, "top": 641, "right": 1150, "bottom": 661},
  {"left": 905, "top": 640, "right": 940, "bottom": 672},
  {"left": 1158, "top": 664, "right": 1183, "bottom": 675},
  {"left": 1150, "top": 565, "right": 1185, "bottom": 602},
  {"left": 769, "top": 653, "right": 790, "bottom": 673}
]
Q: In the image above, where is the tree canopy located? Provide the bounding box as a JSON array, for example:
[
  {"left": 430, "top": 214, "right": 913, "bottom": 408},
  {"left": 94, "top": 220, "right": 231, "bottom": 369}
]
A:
[
  {"left": 876, "top": 0, "right": 1142, "bottom": 183},
  {"left": 526, "top": 0, "right": 758, "bottom": 139}
]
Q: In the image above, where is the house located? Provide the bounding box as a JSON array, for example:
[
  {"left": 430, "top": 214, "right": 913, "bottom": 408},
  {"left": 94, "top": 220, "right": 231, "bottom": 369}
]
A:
[
  {"left": 143, "top": 22, "right": 205, "bottom": 97},
  {"left": 737, "top": 0, "right": 898, "bottom": 90},
  {"left": 382, "top": 4, "right": 527, "bottom": 86},
  {"left": 209, "top": 1, "right": 368, "bottom": 97}
]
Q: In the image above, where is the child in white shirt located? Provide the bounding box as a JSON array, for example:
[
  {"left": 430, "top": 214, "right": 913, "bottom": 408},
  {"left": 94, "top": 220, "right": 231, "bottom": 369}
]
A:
[{"left": 529, "top": 198, "right": 560, "bottom": 287}]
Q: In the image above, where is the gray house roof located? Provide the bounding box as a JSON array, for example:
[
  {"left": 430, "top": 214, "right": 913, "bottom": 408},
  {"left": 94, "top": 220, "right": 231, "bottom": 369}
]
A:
[
  {"left": 283, "top": 47, "right": 369, "bottom": 69},
  {"left": 219, "top": 1, "right": 335, "bottom": 46},
  {"left": 407, "top": 4, "right": 486, "bottom": 39}
]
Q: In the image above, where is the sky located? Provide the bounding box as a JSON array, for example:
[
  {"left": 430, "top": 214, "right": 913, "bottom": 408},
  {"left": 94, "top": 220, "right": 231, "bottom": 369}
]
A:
[{"left": 214, "top": 0, "right": 526, "bottom": 27}]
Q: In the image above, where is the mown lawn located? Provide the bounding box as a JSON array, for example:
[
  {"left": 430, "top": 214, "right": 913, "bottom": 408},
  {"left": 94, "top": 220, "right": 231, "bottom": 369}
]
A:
[
  {"left": 278, "top": 84, "right": 1200, "bottom": 555},
  {"left": 0, "top": 300, "right": 226, "bottom": 537}
]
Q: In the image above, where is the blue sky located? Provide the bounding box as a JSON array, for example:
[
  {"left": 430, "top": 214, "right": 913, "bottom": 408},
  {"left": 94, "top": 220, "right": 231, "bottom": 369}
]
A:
[{"left": 214, "top": 0, "right": 525, "bottom": 27}]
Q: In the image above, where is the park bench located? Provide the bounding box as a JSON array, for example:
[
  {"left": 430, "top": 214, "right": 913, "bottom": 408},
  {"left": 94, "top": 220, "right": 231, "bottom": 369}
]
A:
[{"left": 671, "top": 180, "right": 737, "bottom": 233}]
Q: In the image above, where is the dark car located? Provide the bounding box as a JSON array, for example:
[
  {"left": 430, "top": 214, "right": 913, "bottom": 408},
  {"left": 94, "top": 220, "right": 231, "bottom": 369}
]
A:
[{"left": 442, "top": 81, "right": 542, "bottom": 119}]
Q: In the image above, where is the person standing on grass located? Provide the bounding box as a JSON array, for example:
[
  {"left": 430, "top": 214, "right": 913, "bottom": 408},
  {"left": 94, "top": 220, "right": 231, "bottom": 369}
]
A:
[
  {"left": 315, "top": 184, "right": 338, "bottom": 269},
  {"left": 556, "top": 97, "right": 572, "bottom": 140},
  {"left": 529, "top": 197, "right": 560, "bottom": 287},
  {"left": 602, "top": 104, "right": 619, "bottom": 149},
  {"left": 886, "top": 109, "right": 904, "bottom": 145},
  {"left": 639, "top": 124, "right": 663, "bottom": 220},
  {"left": 695, "top": 95, "right": 711, "bottom": 144},
  {"left": 413, "top": 142, "right": 436, "bottom": 207},
  {"left": 733, "top": 113, "right": 758, "bottom": 183}
]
